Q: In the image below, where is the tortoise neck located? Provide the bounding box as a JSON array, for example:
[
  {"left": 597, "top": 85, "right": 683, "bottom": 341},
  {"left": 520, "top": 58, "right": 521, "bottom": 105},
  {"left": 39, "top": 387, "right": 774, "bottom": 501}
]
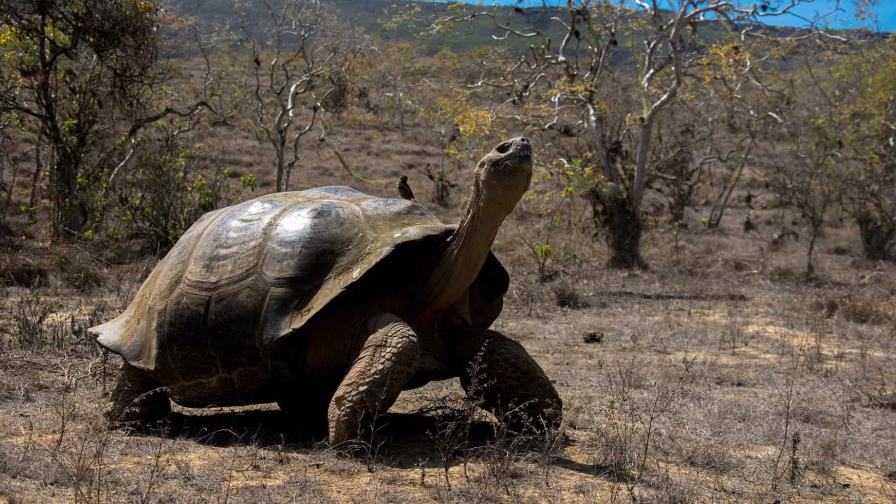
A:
[{"left": 417, "top": 187, "right": 504, "bottom": 323}]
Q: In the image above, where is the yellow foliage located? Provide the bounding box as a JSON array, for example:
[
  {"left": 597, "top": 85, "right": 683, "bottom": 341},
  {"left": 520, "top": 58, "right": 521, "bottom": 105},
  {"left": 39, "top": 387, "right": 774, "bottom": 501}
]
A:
[
  {"left": 700, "top": 41, "right": 748, "bottom": 89},
  {"left": 0, "top": 25, "right": 14, "bottom": 46},
  {"left": 549, "top": 80, "right": 594, "bottom": 98},
  {"left": 831, "top": 41, "right": 896, "bottom": 164},
  {"left": 132, "top": 0, "right": 157, "bottom": 16},
  {"left": 428, "top": 90, "right": 491, "bottom": 136},
  {"left": 433, "top": 48, "right": 460, "bottom": 70},
  {"left": 456, "top": 109, "right": 491, "bottom": 137},
  {"left": 419, "top": 87, "right": 497, "bottom": 158},
  {"left": 0, "top": 24, "right": 24, "bottom": 69},
  {"left": 382, "top": 4, "right": 422, "bottom": 31}
]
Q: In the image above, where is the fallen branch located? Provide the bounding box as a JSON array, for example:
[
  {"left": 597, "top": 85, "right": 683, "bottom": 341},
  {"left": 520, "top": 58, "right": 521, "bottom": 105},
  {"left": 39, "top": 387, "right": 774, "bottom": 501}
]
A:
[{"left": 601, "top": 290, "right": 749, "bottom": 302}]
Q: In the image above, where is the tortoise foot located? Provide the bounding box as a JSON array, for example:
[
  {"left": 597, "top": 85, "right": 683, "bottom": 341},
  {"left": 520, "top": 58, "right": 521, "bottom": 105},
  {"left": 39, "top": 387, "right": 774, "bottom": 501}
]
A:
[
  {"left": 105, "top": 363, "right": 171, "bottom": 429},
  {"left": 105, "top": 387, "right": 171, "bottom": 429}
]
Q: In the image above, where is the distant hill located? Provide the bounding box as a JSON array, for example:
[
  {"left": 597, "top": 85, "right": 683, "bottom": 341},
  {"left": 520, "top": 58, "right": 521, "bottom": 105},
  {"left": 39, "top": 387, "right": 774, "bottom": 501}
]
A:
[
  {"left": 168, "top": 0, "right": 569, "bottom": 54},
  {"left": 166, "top": 0, "right": 888, "bottom": 56}
]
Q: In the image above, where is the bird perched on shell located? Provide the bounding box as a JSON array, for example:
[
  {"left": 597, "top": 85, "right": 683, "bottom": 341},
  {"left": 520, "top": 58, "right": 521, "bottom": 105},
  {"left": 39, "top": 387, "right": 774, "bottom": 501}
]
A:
[{"left": 397, "top": 175, "right": 415, "bottom": 201}]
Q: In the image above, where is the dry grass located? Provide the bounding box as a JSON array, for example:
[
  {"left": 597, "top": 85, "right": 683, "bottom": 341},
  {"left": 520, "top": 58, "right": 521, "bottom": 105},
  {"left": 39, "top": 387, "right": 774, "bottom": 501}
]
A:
[
  {"left": 3, "top": 260, "right": 895, "bottom": 503},
  {"left": 2, "top": 120, "right": 896, "bottom": 503}
]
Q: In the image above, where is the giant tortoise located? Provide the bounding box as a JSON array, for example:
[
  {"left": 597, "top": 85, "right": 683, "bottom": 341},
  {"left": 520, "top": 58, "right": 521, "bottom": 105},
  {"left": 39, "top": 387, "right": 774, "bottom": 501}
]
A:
[{"left": 90, "top": 137, "right": 561, "bottom": 445}]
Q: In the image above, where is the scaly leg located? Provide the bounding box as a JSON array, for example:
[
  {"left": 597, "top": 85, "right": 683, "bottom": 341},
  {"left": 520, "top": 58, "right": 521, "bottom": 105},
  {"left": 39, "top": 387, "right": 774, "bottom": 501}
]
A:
[
  {"left": 328, "top": 313, "right": 419, "bottom": 446},
  {"left": 450, "top": 329, "right": 562, "bottom": 432}
]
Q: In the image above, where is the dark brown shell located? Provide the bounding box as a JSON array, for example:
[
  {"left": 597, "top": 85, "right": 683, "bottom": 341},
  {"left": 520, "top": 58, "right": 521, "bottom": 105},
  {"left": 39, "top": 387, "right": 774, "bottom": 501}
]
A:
[{"left": 89, "top": 186, "right": 453, "bottom": 371}]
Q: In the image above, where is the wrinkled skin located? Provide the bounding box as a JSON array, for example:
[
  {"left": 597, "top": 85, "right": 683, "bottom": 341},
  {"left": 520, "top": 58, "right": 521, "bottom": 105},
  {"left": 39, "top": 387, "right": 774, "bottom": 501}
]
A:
[{"left": 95, "top": 137, "right": 562, "bottom": 446}]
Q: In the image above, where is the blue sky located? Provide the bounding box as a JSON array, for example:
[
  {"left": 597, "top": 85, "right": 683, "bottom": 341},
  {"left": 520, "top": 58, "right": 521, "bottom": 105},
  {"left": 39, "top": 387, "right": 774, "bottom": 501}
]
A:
[{"left": 466, "top": 1, "right": 895, "bottom": 32}]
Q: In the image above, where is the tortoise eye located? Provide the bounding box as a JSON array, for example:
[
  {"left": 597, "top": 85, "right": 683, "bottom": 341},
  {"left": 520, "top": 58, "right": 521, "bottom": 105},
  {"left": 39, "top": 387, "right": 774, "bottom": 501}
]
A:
[{"left": 495, "top": 142, "right": 511, "bottom": 154}]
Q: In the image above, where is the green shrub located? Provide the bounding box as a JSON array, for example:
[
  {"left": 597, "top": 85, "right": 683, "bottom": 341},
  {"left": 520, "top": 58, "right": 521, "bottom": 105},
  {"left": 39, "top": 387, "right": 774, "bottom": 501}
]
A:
[{"left": 85, "top": 127, "right": 254, "bottom": 253}]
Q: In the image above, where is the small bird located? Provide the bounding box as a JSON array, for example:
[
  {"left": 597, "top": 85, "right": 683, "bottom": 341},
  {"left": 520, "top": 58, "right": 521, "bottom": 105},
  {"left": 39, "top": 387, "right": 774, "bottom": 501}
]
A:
[{"left": 397, "top": 175, "right": 415, "bottom": 201}]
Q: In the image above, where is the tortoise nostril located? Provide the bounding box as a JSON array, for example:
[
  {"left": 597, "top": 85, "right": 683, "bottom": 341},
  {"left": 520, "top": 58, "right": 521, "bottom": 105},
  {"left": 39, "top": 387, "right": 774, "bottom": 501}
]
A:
[{"left": 496, "top": 142, "right": 511, "bottom": 154}]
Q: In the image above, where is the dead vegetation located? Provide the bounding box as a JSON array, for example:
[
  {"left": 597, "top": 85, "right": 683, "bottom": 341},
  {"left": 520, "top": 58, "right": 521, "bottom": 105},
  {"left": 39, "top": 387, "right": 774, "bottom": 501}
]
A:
[{"left": 2, "top": 207, "right": 895, "bottom": 502}]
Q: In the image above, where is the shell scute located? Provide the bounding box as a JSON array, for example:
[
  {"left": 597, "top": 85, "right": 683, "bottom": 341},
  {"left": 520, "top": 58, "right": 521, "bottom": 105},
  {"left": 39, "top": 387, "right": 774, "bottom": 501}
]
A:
[
  {"left": 157, "top": 291, "right": 210, "bottom": 380},
  {"left": 152, "top": 208, "right": 223, "bottom": 304},
  {"left": 205, "top": 278, "right": 270, "bottom": 370},
  {"left": 301, "top": 185, "right": 369, "bottom": 200},
  {"left": 260, "top": 200, "right": 368, "bottom": 284},
  {"left": 183, "top": 198, "right": 288, "bottom": 289}
]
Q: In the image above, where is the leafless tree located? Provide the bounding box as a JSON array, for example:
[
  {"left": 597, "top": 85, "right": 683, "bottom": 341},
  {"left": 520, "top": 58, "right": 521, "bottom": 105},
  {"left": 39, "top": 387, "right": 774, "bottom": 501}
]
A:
[
  {"left": 651, "top": 113, "right": 707, "bottom": 226},
  {"left": 764, "top": 52, "right": 846, "bottom": 278},
  {"left": 766, "top": 140, "right": 841, "bottom": 279},
  {"left": 435, "top": 0, "right": 840, "bottom": 268},
  {"left": 361, "top": 43, "right": 421, "bottom": 130},
  {"left": 695, "top": 45, "right": 786, "bottom": 230},
  {"left": 241, "top": 0, "right": 351, "bottom": 192}
]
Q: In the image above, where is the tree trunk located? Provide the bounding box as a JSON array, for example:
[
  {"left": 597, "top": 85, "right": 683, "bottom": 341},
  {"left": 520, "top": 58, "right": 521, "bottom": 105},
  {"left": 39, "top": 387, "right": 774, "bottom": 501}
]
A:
[
  {"left": 668, "top": 187, "right": 692, "bottom": 225},
  {"left": 707, "top": 165, "right": 743, "bottom": 229},
  {"left": 587, "top": 184, "right": 648, "bottom": 270},
  {"left": 806, "top": 226, "right": 818, "bottom": 279},
  {"left": 52, "top": 152, "right": 88, "bottom": 237},
  {"left": 708, "top": 138, "right": 754, "bottom": 229},
  {"left": 433, "top": 139, "right": 450, "bottom": 207},
  {"left": 28, "top": 141, "right": 43, "bottom": 212},
  {"left": 856, "top": 211, "right": 896, "bottom": 261},
  {"left": 586, "top": 105, "right": 647, "bottom": 269},
  {"left": 275, "top": 149, "right": 286, "bottom": 193},
  {"left": 285, "top": 150, "right": 298, "bottom": 192},
  {"left": 632, "top": 118, "right": 653, "bottom": 208},
  {"left": 0, "top": 130, "right": 12, "bottom": 223}
]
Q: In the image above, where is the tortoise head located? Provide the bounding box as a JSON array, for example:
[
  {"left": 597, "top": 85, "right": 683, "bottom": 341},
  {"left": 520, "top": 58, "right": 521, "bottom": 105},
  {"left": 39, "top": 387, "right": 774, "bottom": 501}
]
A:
[{"left": 471, "top": 137, "right": 533, "bottom": 217}]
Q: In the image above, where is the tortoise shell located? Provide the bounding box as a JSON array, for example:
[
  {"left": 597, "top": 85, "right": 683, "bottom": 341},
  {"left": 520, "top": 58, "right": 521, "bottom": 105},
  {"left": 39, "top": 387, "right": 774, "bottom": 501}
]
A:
[{"left": 89, "top": 186, "right": 476, "bottom": 373}]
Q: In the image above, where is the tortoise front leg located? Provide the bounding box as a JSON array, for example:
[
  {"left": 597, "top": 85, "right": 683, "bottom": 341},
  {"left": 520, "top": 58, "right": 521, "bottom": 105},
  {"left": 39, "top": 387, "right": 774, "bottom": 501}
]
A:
[
  {"left": 328, "top": 313, "right": 419, "bottom": 446},
  {"left": 450, "top": 329, "right": 562, "bottom": 433}
]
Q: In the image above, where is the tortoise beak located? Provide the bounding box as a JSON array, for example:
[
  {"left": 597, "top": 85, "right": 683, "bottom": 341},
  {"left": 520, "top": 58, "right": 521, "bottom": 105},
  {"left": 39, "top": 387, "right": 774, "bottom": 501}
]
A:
[
  {"left": 515, "top": 137, "right": 532, "bottom": 157},
  {"left": 491, "top": 137, "right": 532, "bottom": 171}
]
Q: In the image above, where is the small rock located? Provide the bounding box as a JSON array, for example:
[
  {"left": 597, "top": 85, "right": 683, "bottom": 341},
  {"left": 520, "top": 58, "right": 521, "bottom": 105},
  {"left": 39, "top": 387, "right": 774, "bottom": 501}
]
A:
[{"left": 582, "top": 332, "right": 603, "bottom": 344}]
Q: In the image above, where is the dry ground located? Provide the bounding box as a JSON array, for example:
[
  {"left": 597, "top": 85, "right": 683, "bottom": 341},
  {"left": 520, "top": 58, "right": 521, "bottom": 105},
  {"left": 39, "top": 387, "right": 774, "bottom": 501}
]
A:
[{"left": 2, "top": 121, "right": 896, "bottom": 503}]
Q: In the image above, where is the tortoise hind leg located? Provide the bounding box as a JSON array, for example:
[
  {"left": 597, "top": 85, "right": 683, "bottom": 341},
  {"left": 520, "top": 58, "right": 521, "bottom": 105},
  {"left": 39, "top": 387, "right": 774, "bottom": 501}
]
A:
[
  {"left": 449, "top": 329, "right": 562, "bottom": 433},
  {"left": 105, "top": 363, "right": 171, "bottom": 428}
]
